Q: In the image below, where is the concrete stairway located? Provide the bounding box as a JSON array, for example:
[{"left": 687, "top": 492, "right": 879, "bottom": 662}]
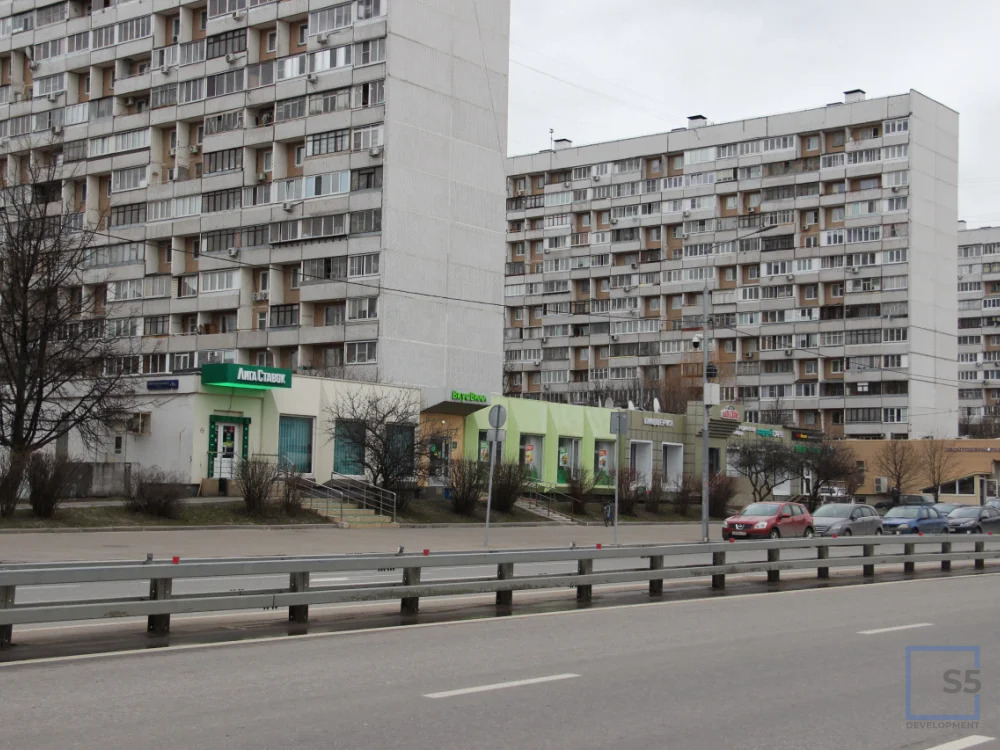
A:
[
  {"left": 300, "top": 498, "right": 397, "bottom": 527},
  {"left": 516, "top": 498, "right": 577, "bottom": 525}
]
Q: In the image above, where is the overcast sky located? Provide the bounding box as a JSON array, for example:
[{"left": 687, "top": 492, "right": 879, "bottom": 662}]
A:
[{"left": 508, "top": 0, "right": 1000, "bottom": 228}]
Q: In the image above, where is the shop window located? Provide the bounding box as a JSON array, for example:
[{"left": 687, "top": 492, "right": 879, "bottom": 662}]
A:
[
  {"left": 278, "top": 415, "right": 313, "bottom": 473},
  {"left": 519, "top": 434, "right": 543, "bottom": 480},
  {"left": 594, "top": 439, "right": 615, "bottom": 485},
  {"left": 333, "top": 420, "right": 364, "bottom": 475},
  {"left": 557, "top": 437, "right": 581, "bottom": 483}
]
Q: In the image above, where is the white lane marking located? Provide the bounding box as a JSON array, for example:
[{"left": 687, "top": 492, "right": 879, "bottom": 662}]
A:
[
  {"left": 857, "top": 623, "right": 933, "bottom": 635},
  {"left": 2, "top": 572, "right": 996, "bottom": 668},
  {"left": 424, "top": 673, "right": 579, "bottom": 699},
  {"left": 921, "top": 736, "right": 995, "bottom": 750}
]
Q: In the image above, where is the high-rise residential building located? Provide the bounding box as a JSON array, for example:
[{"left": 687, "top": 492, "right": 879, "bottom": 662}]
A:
[
  {"left": 504, "top": 89, "right": 958, "bottom": 439},
  {"left": 0, "top": 0, "right": 509, "bottom": 409},
  {"left": 956, "top": 222, "right": 1000, "bottom": 433}
]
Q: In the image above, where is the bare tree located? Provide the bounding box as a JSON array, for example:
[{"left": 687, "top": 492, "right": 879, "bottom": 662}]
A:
[
  {"left": 236, "top": 455, "right": 281, "bottom": 516},
  {"left": 727, "top": 439, "right": 798, "bottom": 503},
  {"left": 842, "top": 460, "right": 865, "bottom": 500},
  {"left": 874, "top": 440, "right": 918, "bottom": 502},
  {"left": 797, "top": 441, "right": 861, "bottom": 510},
  {"left": 919, "top": 439, "right": 960, "bottom": 502},
  {"left": 326, "top": 387, "right": 440, "bottom": 491},
  {"left": 757, "top": 399, "right": 792, "bottom": 427},
  {"left": 0, "top": 157, "right": 135, "bottom": 515},
  {"left": 657, "top": 369, "right": 700, "bottom": 414},
  {"left": 959, "top": 412, "right": 1000, "bottom": 438}
]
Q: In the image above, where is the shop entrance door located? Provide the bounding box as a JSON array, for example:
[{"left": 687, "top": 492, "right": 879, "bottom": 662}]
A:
[
  {"left": 428, "top": 436, "right": 450, "bottom": 485},
  {"left": 214, "top": 422, "right": 242, "bottom": 479}
]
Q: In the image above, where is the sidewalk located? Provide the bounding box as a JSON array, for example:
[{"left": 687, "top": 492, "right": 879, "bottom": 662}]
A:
[{"left": 0, "top": 523, "right": 704, "bottom": 563}]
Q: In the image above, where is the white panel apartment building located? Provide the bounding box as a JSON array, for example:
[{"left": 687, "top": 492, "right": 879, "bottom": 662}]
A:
[
  {"left": 0, "top": 0, "right": 508, "bottom": 408},
  {"left": 957, "top": 223, "right": 1000, "bottom": 431},
  {"left": 504, "top": 90, "right": 958, "bottom": 439}
]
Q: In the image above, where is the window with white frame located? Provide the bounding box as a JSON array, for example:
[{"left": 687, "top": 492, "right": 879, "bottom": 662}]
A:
[
  {"left": 200, "top": 270, "right": 237, "bottom": 293},
  {"left": 347, "top": 297, "right": 378, "bottom": 321},
  {"left": 346, "top": 340, "right": 377, "bottom": 364}
]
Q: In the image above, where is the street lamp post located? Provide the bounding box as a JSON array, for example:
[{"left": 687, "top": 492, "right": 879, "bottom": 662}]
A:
[{"left": 701, "top": 285, "right": 711, "bottom": 543}]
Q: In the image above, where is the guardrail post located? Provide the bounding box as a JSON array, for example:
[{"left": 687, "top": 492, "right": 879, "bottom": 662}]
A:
[
  {"left": 941, "top": 541, "right": 952, "bottom": 572},
  {"left": 649, "top": 555, "right": 664, "bottom": 595},
  {"left": 817, "top": 546, "right": 829, "bottom": 579},
  {"left": 975, "top": 540, "right": 985, "bottom": 570},
  {"left": 496, "top": 563, "right": 514, "bottom": 608},
  {"left": 0, "top": 585, "right": 14, "bottom": 648},
  {"left": 289, "top": 572, "right": 309, "bottom": 623},
  {"left": 576, "top": 558, "right": 592, "bottom": 602},
  {"left": 862, "top": 544, "right": 875, "bottom": 577},
  {"left": 147, "top": 578, "right": 172, "bottom": 635},
  {"left": 712, "top": 552, "right": 725, "bottom": 590},
  {"left": 903, "top": 542, "right": 915, "bottom": 574},
  {"left": 767, "top": 547, "right": 780, "bottom": 583},
  {"left": 401, "top": 567, "right": 421, "bottom": 615}
]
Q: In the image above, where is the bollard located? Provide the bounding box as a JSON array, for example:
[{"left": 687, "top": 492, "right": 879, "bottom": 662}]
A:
[
  {"left": 767, "top": 547, "right": 780, "bottom": 583},
  {"left": 649, "top": 555, "right": 664, "bottom": 596},
  {"left": 147, "top": 578, "right": 172, "bottom": 635},
  {"left": 288, "top": 571, "right": 309, "bottom": 623},
  {"left": 712, "top": 551, "right": 725, "bottom": 590},
  {"left": 401, "top": 567, "right": 421, "bottom": 615},
  {"left": 903, "top": 542, "right": 916, "bottom": 574},
  {"left": 576, "top": 558, "right": 592, "bottom": 602},
  {"left": 862, "top": 544, "right": 875, "bottom": 577},
  {"left": 0, "top": 585, "right": 14, "bottom": 648},
  {"left": 496, "top": 563, "right": 514, "bottom": 608},
  {"left": 975, "top": 540, "right": 985, "bottom": 570},
  {"left": 941, "top": 541, "right": 952, "bottom": 572},
  {"left": 817, "top": 546, "right": 829, "bottom": 579}
]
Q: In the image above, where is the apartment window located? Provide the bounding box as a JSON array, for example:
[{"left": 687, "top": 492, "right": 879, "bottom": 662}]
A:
[
  {"left": 201, "top": 270, "right": 237, "bottom": 293},
  {"left": 206, "top": 70, "right": 245, "bottom": 98},
  {"left": 346, "top": 341, "right": 377, "bottom": 365},
  {"left": 298, "top": 24, "right": 308, "bottom": 45},
  {"left": 270, "top": 304, "right": 300, "bottom": 328},
  {"left": 207, "top": 30, "right": 247, "bottom": 60},
  {"left": 348, "top": 253, "right": 380, "bottom": 277},
  {"left": 353, "top": 79, "right": 384, "bottom": 108},
  {"left": 307, "top": 128, "right": 350, "bottom": 156},
  {"left": 205, "top": 148, "right": 243, "bottom": 174},
  {"left": 111, "top": 166, "right": 147, "bottom": 193},
  {"left": 347, "top": 297, "right": 378, "bottom": 321},
  {"left": 350, "top": 209, "right": 381, "bottom": 234},
  {"left": 110, "top": 203, "right": 146, "bottom": 227},
  {"left": 352, "top": 124, "right": 383, "bottom": 151},
  {"left": 266, "top": 31, "right": 277, "bottom": 53},
  {"left": 295, "top": 145, "right": 306, "bottom": 166},
  {"left": 202, "top": 188, "right": 242, "bottom": 213},
  {"left": 357, "top": 38, "right": 386, "bottom": 65}
]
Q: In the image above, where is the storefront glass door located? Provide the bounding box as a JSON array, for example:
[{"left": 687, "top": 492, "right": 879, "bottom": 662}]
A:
[{"left": 214, "top": 422, "right": 241, "bottom": 479}]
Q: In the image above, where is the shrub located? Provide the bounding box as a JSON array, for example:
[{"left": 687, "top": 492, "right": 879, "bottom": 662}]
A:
[
  {"left": 124, "top": 466, "right": 187, "bottom": 520},
  {"left": 491, "top": 460, "right": 529, "bottom": 515},
  {"left": 0, "top": 450, "right": 29, "bottom": 518},
  {"left": 26, "top": 452, "right": 82, "bottom": 518},
  {"left": 279, "top": 470, "right": 307, "bottom": 515},
  {"left": 449, "top": 458, "right": 487, "bottom": 516},
  {"left": 236, "top": 456, "right": 281, "bottom": 516},
  {"left": 709, "top": 474, "right": 738, "bottom": 518},
  {"left": 645, "top": 470, "right": 666, "bottom": 514},
  {"left": 391, "top": 479, "right": 421, "bottom": 515},
  {"left": 670, "top": 473, "right": 701, "bottom": 518},
  {"left": 565, "top": 468, "right": 598, "bottom": 516},
  {"left": 615, "top": 467, "right": 641, "bottom": 517}
]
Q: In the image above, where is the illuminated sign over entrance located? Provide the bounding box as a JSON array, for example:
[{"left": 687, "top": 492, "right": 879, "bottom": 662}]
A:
[{"left": 201, "top": 364, "right": 293, "bottom": 390}]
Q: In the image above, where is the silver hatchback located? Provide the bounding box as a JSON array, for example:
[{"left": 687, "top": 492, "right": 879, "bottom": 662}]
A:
[{"left": 812, "top": 503, "right": 883, "bottom": 537}]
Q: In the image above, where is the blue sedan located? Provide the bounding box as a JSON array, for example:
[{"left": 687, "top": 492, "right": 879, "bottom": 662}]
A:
[{"left": 881, "top": 506, "right": 949, "bottom": 535}]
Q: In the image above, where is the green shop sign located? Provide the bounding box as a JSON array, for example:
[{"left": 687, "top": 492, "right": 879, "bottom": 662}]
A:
[
  {"left": 451, "top": 390, "right": 487, "bottom": 404},
  {"left": 201, "top": 364, "right": 293, "bottom": 390}
]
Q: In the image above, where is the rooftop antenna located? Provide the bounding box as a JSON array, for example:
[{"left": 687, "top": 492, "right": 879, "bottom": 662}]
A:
[{"left": 549, "top": 128, "right": 554, "bottom": 150}]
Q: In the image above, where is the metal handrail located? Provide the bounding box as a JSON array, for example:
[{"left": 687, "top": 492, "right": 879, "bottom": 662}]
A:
[{"left": 325, "top": 471, "right": 397, "bottom": 523}]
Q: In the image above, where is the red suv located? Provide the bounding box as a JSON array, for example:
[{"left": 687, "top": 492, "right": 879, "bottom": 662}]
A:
[{"left": 721, "top": 501, "right": 814, "bottom": 540}]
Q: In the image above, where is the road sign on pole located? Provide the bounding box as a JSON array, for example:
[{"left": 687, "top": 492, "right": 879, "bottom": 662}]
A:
[{"left": 484, "top": 406, "right": 506, "bottom": 548}]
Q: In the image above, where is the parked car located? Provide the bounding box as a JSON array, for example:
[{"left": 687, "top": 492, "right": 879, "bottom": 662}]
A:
[
  {"left": 721, "top": 501, "right": 814, "bottom": 540},
  {"left": 946, "top": 505, "right": 1000, "bottom": 534},
  {"left": 901, "top": 494, "right": 937, "bottom": 506},
  {"left": 985, "top": 499, "right": 1000, "bottom": 510},
  {"left": 933, "top": 503, "right": 963, "bottom": 517},
  {"left": 881, "top": 506, "right": 949, "bottom": 534},
  {"left": 812, "top": 503, "right": 882, "bottom": 536}
]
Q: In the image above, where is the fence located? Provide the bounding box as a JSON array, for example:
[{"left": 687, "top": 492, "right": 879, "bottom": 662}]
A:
[{"left": 1, "top": 535, "right": 996, "bottom": 647}]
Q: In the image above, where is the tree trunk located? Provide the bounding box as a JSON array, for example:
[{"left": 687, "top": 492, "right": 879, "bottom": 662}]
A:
[{"left": 0, "top": 449, "right": 30, "bottom": 517}]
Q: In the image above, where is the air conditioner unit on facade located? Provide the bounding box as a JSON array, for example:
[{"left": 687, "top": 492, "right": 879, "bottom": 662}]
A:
[
  {"left": 610, "top": 218, "right": 618, "bottom": 224},
  {"left": 232, "top": 9, "right": 245, "bottom": 20},
  {"left": 189, "top": 144, "right": 201, "bottom": 154},
  {"left": 252, "top": 290, "right": 269, "bottom": 301},
  {"left": 630, "top": 262, "right": 639, "bottom": 269},
  {"left": 532, "top": 359, "right": 541, "bottom": 366},
  {"left": 47, "top": 92, "right": 62, "bottom": 103},
  {"left": 51, "top": 125, "right": 63, "bottom": 135},
  {"left": 745, "top": 351, "right": 754, "bottom": 359},
  {"left": 563, "top": 181, "right": 571, "bottom": 188},
  {"left": 227, "top": 247, "right": 239, "bottom": 257},
  {"left": 256, "top": 172, "right": 267, "bottom": 182},
  {"left": 611, "top": 334, "right": 619, "bottom": 341},
  {"left": 28, "top": 60, "right": 39, "bottom": 70},
  {"left": 541, "top": 337, "right": 548, "bottom": 343},
  {"left": 225, "top": 53, "right": 240, "bottom": 64},
  {"left": 306, "top": 74, "right": 318, "bottom": 84},
  {"left": 124, "top": 97, "right": 135, "bottom": 106},
  {"left": 784, "top": 349, "right": 793, "bottom": 356},
  {"left": 786, "top": 274, "right": 794, "bottom": 281},
  {"left": 316, "top": 32, "right": 329, "bottom": 44},
  {"left": 593, "top": 175, "right": 600, "bottom": 182},
  {"left": 281, "top": 201, "right": 296, "bottom": 212},
  {"left": 169, "top": 146, "right": 177, "bottom": 156},
  {"left": 850, "top": 266, "right": 859, "bottom": 274},
  {"left": 160, "top": 64, "right": 172, "bottom": 75},
  {"left": 683, "top": 210, "right": 691, "bottom": 217},
  {"left": 874, "top": 477, "right": 889, "bottom": 493},
  {"left": 369, "top": 146, "right": 382, "bottom": 157}
]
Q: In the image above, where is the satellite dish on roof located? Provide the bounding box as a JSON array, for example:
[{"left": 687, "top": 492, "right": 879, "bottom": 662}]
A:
[
  {"left": 653, "top": 397, "right": 661, "bottom": 413},
  {"left": 627, "top": 400, "right": 636, "bottom": 410},
  {"left": 604, "top": 398, "right": 614, "bottom": 409}
]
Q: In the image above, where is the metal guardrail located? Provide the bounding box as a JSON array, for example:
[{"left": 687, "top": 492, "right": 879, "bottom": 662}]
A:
[{"left": 0, "top": 535, "right": 997, "bottom": 647}]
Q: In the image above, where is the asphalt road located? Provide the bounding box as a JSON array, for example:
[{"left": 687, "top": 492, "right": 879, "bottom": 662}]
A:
[{"left": 2, "top": 573, "right": 997, "bottom": 750}]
